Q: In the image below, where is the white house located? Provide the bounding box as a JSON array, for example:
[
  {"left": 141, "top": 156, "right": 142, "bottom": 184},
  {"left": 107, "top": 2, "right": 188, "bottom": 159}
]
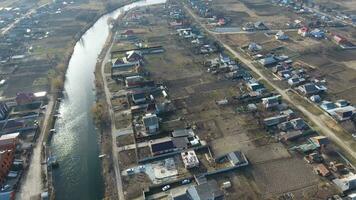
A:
[{"left": 143, "top": 113, "right": 159, "bottom": 134}]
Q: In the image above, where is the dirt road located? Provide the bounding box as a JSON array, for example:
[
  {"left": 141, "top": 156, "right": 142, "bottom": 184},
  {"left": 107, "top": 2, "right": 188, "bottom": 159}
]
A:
[
  {"left": 16, "top": 97, "right": 54, "bottom": 200},
  {"left": 183, "top": 4, "right": 356, "bottom": 163},
  {"left": 100, "top": 39, "right": 125, "bottom": 200}
]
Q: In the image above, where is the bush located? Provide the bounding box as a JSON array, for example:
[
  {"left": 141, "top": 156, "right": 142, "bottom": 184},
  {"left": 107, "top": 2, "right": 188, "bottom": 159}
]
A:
[{"left": 92, "top": 101, "right": 110, "bottom": 128}]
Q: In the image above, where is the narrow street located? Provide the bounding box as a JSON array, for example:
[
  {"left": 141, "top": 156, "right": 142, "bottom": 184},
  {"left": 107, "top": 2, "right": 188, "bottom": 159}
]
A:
[
  {"left": 183, "top": 4, "right": 356, "bottom": 163},
  {"left": 16, "top": 97, "right": 54, "bottom": 200}
]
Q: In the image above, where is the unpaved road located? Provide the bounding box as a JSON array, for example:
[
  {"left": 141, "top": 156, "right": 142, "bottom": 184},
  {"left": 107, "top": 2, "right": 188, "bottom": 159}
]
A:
[
  {"left": 16, "top": 97, "right": 54, "bottom": 200},
  {"left": 184, "top": 4, "right": 356, "bottom": 163},
  {"left": 101, "top": 39, "right": 125, "bottom": 200}
]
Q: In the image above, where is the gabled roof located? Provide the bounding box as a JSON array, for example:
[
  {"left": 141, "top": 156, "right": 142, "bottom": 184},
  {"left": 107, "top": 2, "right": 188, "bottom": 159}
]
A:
[
  {"left": 172, "top": 129, "right": 194, "bottom": 138},
  {"left": 126, "top": 50, "right": 142, "bottom": 60},
  {"left": 187, "top": 180, "right": 224, "bottom": 200},
  {"left": 227, "top": 151, "right": 249, "bottom": 166}
]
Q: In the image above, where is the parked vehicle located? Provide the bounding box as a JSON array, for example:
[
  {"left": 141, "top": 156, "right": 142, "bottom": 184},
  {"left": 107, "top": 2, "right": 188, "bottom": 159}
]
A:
[
  {"left": 162, "top": 185, "right": 171, "bottom": 191},
  {"left": 181, "top": 179, "right": 191, "bottom": 185},
  {"left": 126, "top": 168, "right": 134, "bottom": 174}
]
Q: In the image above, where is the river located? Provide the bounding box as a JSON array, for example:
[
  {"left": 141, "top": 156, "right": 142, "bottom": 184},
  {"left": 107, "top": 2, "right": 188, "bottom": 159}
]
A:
[{"left": 50, "top": 0, "right": 166, "bottom": 199}]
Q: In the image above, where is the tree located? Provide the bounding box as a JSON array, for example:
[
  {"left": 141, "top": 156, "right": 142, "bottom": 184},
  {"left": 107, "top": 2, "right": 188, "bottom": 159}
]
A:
[{"left": 91, "top": 101, "right": 110, "bottom": 128}]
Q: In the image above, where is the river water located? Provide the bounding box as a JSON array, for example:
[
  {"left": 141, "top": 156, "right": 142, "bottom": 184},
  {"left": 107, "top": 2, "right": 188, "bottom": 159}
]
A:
[{"left": 50, "top": 0, "right": 166, "bottom": 199}]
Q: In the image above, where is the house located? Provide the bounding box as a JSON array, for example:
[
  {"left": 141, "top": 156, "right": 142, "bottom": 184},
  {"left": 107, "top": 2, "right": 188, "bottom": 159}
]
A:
[
  {"left": 314, "top": 164, "right": 331, "bottom": 177},
  {"left": 254, "top": 21, "right": 268, "bottom": 30},
  {"left": 125, "top": 75, "right": 144, "bottom": 87},
  {"left": 278, "top": 118, "right": 307, "bottom": 131},
  {"left": 143, "top": 113, "right": 159, "bottom": 134},
  {"left": 305, "top": 152, "right": 324, "bottom": 163},
  {"left": 320, "top": 101, "right": 337, "bottom": 111},
  {"left": 242, "top": 22, "right": 254, "bottom": 31},
  {"left": 332, "top": 106, "right": 356, "bottom": 121},
  {"left": 310, "top": 28, "right": 325, "bottom": 39},
  {"left": 186, "top": 180, "right": 224, "bottom": 200},
  {"left": 248, "top": 42, "right": 262, "bottom": 52},
  {"left": 333, "top": 34, "right": 348, "bottom": 45},
  {"left": 16, "top": 92, "right": 35, "bottom": 105},
  {"left": 181, "top": 150, "right": 199, "bottom": 169},
  {"left": 288, "top": 76, "right": 305, "bottom": 86},
  {"left": 217, "top": 18, "right": 226, "bottom": 26},
  {"left": 111, "top": 58, "right": 139, "bottom": 69},
  {"left": 263, "top": 114, "right": 288, "bottom": 127},
  {"left": 0, "top": 149, "right": 14, "bottom": 185},
  {"left": 279, "top": 130, "right": 303, "bottom": 142},
  {"left": 262, "top": 95, "right": 282, "bottom": 109},
  {"left": 333, "top": 174, "right": 356, "bottom": 192},
  {"left": 297, "top": 83, "right": 321, "bottom": 96},
  {"left": 155, "top": 100, "right": 175, "bottom": 114},
  {"left": 309, "top": 136, "right": 329, "bottom": 147},
  {"left": 0, "top": 132, "right": 19, "bottom": 151},
  {"left": 278, "top": 69, "right": 292, "bottom": 79},
  {"left": 272, "top": 64, "right": 290, "bottom": 73},
  {"left": 227, "top": 151, "right": 249, "bottom": 167},
  {"left": 172, "top": 129, "right": 195, "bottom": 138},
  {"left": 150, "top": 139, "right": 176, "bottom": 155},
  {"left": 275, "top": 30, "right": 289, "bottom": 40},
  {"left": 298, "top": 27, "right": 309, "bottom": 37},
  {"left": 280, "top": 109, "right": 296, "bottom": 119},
  {"left": 132, "top": 92, "right": 146, "bottom": 104},
  {"left": 219, "top": 53, "right": 230, "bottom": 64},
  {"left": 259, "top": 56, "right": 277, "bottom": 66},
  {"left": 125, "top": 50, "right": 143, "bottom": 63},
  {"left": 246, "top": 81, "right": 265, "bottom": 92}
]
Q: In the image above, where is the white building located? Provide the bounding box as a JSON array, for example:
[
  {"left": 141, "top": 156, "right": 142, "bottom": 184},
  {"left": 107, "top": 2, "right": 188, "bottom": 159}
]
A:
[
  {"left": 275, "top": 30, "right": 289, "bottom": 40},
  {"left": 181, "top": 150, "right": 199, "bottom": 169},
  {"left": 143, "top": 113, "right": 159, "bottom": 134},
  {"left": 333, "top": 174, "right": 356, "bottom": 192}
]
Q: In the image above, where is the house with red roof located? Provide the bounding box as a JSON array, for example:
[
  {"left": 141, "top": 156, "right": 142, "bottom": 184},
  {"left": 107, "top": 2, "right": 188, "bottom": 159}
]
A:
[{"left": 298, "top": 26, "right": 309, "bottom": 37}]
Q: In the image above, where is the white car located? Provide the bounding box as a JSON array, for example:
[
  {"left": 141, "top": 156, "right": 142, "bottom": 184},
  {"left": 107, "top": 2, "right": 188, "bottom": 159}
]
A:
[
  {"left": 126, "top": 168, "right": 134, "bottom": 174},
  {"left": 181, "top": 179, "right": 191, "bottom": 185},
  {"left": 352, "top": 133, "right": 356, "bottom": 140},
  {"left": 162, "top": 185, "right": 171, "bottom": 191},
  {"left": 138, "top": 165, "right": 145, "bottom": 172}
]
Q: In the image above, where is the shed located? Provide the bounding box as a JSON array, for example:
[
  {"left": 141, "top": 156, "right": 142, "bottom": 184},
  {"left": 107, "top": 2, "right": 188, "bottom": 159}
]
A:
[{"left": 314, "top": 164, "right": 330, "bottom": 177}]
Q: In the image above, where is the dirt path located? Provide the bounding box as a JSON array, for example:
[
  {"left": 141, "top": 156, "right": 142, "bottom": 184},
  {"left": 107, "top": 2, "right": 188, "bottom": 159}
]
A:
[
  {"left": 100, "top": 39, "right": 125, "bottom": 200},
  {"left": 16, "top": 97, "right": 54, "bottom": 200},
  {"left": 183, "top": 4, "right": 356, "bottom": 164}
]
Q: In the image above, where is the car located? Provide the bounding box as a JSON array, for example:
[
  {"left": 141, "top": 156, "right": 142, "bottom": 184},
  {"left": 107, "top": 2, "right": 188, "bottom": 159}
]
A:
[
  {"left": 181, "top": 179, "right": 191, "bottom": 185},
  {"left": 162, "top": 185, "right": 171, "bottom": 191},
  {"left": 126, "top": 168, "right": 134, "bottom": 174},
  {"left": 352, "top": 133, "right": 356, "bottom": 140},
  {"left": 138, "top": 165, "right": 145, "bottom": 172}
]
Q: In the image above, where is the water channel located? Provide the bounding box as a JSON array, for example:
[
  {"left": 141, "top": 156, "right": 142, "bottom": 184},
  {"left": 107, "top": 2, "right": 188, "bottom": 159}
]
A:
[{"left": 50, "top": 0, "right": 166, "bottom": 199}]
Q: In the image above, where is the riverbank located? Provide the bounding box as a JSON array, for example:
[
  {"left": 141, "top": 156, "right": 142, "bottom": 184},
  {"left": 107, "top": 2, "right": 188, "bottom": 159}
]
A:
[
  {"left": 92, "top": 5, "right": 135, "bottom": 198},
  {"left": 39, "top": 1, "right": 136, "bottom": 199},
  {"left": 93, "top": 29, "right": 117, "bottom": 199}
]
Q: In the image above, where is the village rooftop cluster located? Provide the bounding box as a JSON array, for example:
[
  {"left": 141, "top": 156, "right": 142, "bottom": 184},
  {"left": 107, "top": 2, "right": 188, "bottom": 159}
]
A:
[{"left": 103, "top": 1, "right": 356, "bottom": 200}]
